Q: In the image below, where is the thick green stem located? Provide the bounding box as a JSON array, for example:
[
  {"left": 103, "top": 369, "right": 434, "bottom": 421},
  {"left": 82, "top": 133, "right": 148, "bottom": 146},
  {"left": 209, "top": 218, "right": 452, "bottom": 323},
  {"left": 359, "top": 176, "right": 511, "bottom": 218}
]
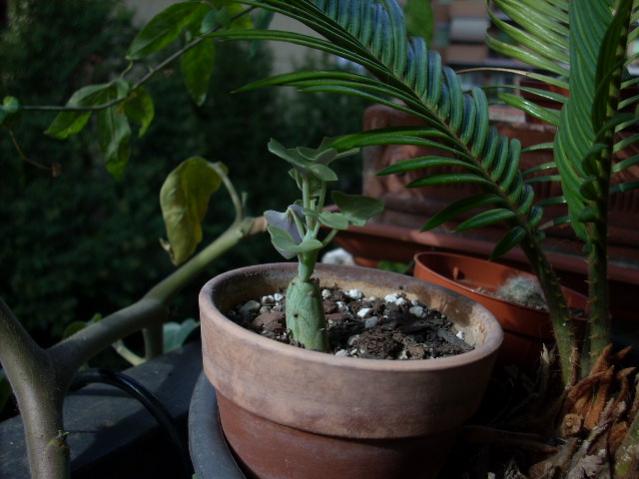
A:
[
  {"left": 521, "top": 237, "right": 577, "bottom": 387},
  {"left": 285, "top": 274, "right": 328, "bottom": 351},
  {"left": 584, "top": 224, "right": 610, "bottom": 373}
]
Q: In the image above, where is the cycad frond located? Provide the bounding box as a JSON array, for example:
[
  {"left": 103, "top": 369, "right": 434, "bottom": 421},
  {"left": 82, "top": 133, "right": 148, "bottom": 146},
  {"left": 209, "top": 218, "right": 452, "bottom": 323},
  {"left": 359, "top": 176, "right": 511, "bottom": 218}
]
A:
[
  {"left": 488, "top": 0, "right": 570, "bottom": 124},
  {"left": 220, "top": 0, "right": 544, "bottom": 257}
]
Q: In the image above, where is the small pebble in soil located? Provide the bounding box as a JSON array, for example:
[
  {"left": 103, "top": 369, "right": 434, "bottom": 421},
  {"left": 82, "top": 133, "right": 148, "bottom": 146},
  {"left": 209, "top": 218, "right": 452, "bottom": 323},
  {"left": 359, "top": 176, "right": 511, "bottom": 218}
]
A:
[
  {"left": 384, "top": 293, "right": 399, "bottom": 303},
  {"left": 239, "top": 300, "right": 260, "bottom": 317},
  {"left": 364, "top": 317, "right": 379, "bottom": 329},
  {"left": 346, "top": 289, "right": 363, "bottom": 300},
  {"left": 228, "top": 286, "right": 474, "bottom": 360}
]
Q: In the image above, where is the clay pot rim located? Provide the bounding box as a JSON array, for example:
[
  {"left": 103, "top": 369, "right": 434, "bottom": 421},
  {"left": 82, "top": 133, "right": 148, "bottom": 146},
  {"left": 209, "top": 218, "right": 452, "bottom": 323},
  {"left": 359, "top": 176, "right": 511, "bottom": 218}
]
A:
[
  {"left": 199, "top": 262, "right": 503, "bottom": 372},
  {"left": 413, "top": 251, "right": 587, "bottom": 314}
]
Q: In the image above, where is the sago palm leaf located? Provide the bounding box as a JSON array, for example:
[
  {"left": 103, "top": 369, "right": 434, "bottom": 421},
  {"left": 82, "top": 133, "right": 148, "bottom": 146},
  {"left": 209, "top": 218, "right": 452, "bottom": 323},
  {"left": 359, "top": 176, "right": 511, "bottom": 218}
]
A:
[
  {"left": 215, "top": 0, "right": 544, "bottom": 259},
  {"left": 552, "top": 0, "right": 614, "bottom": 240},
  {"left": 487, "top": 0, "right": 571, "bottom": 124}
]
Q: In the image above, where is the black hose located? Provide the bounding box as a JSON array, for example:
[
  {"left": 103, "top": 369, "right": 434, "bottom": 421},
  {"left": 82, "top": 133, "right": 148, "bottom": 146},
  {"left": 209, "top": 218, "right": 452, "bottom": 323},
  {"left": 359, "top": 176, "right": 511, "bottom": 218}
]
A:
[{"left": 71, "top": 368, "right": 192, "bottom": 479}]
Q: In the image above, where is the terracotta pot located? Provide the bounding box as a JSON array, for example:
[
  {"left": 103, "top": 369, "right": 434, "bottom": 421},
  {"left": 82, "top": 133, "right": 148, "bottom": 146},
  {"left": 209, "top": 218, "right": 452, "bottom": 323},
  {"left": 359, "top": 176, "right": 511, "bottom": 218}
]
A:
[
  {"left": 413, "top": 252, "right": 587, "bottom": 369},
  {"left": 200, "top": 263, "right": 503, "bottom": 479}
]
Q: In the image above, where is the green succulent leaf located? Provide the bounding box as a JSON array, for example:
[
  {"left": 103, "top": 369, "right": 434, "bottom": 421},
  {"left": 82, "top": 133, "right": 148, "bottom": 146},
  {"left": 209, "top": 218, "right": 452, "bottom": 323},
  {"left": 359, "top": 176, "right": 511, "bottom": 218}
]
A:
[
  {"left": 181, "top": 38, "right": 216, "bottom": 106},
  {"left": 268, "top": 138, "right": 338, "bottom": 181},
  {"left": 264, "top": 205, "right": 304, "bottom": 247},
  {"left": 124, "top": 87, "right": 155, "bottom": 137},
  {"left": 163, "top": 319, "right": 199, "bottom": 352},
  {"left": 160, "top": 157, "right": 227, "bottom": 265},
  {"left": 318, "top": 211, "right": 349, "bottom": 230},
  {"left": 332, "top": 191, "right": 383, "bottom": 227},
  {"left": 267, "top": 225, "right": 323, "bottom": 259},
  {"left": 127, "top": 2, "right": 211, "bottom": 60}
]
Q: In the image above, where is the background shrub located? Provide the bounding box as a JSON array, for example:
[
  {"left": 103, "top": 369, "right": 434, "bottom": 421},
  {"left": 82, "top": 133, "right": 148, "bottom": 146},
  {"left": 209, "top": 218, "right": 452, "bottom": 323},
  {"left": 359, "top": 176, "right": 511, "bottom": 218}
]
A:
[{"left": 0, "top": 1, "right": 366, "bottom": 344}]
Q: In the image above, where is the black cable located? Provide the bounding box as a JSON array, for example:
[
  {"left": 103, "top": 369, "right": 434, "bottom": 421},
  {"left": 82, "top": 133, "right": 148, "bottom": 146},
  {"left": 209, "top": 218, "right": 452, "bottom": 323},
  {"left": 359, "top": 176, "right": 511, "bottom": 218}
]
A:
[{"left": 71, "top": 368, "right": 192, "bottom": 479}]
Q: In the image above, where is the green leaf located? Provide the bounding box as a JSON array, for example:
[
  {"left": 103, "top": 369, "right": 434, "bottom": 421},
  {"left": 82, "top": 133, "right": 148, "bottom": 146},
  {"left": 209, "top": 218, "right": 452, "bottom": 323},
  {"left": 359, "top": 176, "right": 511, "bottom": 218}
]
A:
[
  {"left": 611, "top": 181, "right": 639, "bottom": 194},
  {"left": 253, "top": 9, "right": 275, "bottom": 30},
  {"left": 181, "top": 38, "right": 216, "bottom": 106},
  {"left": 422, "top": 194, "right": 504, "bottom": 231},
  {"left": 268, "top": 138, "right": 338, "bottom": 181},
  {"left": 45, "top": 83, "right": 123, "bottom": 140},
  {"left": 0, "top": 96, "right": 19, "bottom": 126},
  {"left": 408, "top": 173, "right": 493, "bottom": 188},
  {"left": 490, "top": 226, "right": 527, "bottom": 259},
  {"left": 456, "top": 209, "right": 516, "bottom": 232},
  {"left": 163, "top": 319, "right": 199, "bottom": 352},
  {"left": 264, "top": 206, "right": 304, "bottom": 245},
  {"left": 160, "top": 157, "right": 227, "bottom": 265},
  {"left": 200, "top": 10, "right": 218, "bottom": 34},
  {"left": 378, "top": 156, "right": 480, "bottom": 176},
  {"left": 267, "top": 225, "right": 322, "bottom": 259},
  {"left": 98, "top": 100, "right": 132, "bottom": 179},
  {"left": 209, "top": 2, "right": 253, "bottom": 29},
  {"left": 127, "top": 2, "right": 211, "bottom": 60},
  {"left": 124, "top": 87, "right": 155, "bottom": 137},
  {"left": 404, "top": 0, "right": 434, "bottom": 42},
  {"left": 332, "top": 191, "right": 384, "bottom": 227},
  {"left": 318, "top": 211, "right": 349, "bottom": 230},
  {"left": 592, "top": 0, "right": 634, "bottom": 130},
  {"left": 553, "top": 0, "right": 613, "bottom": 241},
  {"left": 499, "top": 92, "right": 560, "bottom": 126}
]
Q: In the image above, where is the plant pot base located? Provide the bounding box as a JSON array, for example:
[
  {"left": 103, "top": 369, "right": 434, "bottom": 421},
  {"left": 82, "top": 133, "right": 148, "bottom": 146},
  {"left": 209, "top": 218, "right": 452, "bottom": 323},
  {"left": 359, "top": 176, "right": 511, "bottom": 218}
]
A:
[{"left": 218, "top": 392, "right": 456, "bottom": 479}]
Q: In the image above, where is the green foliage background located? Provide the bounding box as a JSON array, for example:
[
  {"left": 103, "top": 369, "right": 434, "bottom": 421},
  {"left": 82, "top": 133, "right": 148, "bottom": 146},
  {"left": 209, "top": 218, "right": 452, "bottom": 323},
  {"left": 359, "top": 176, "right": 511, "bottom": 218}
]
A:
[{"left": 0, "top": 0, "right": 366, "bottom": 343}]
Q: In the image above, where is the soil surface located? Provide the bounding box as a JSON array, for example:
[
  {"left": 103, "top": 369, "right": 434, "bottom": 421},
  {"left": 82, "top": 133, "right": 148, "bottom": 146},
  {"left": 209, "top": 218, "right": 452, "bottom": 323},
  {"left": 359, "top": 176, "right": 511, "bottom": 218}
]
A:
[{"left": 228, "top": 285, "right": 473, "bottom": 360}]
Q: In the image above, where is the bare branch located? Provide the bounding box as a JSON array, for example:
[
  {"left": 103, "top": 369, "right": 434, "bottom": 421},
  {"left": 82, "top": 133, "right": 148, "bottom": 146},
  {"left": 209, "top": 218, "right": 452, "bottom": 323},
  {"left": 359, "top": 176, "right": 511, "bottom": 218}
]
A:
[{"left": 0, "top": 299, "right": 69, "bottom": 479}]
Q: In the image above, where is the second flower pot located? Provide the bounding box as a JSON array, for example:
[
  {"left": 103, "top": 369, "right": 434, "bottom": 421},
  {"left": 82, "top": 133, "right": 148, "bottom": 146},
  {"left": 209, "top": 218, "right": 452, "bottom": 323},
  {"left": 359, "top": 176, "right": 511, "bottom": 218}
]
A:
[
  {"left": 413, "top": 252, "right": 587, "bottom": 369},
  {"left": 199, "top": 263, "right": 503, "bottom": 479}
]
